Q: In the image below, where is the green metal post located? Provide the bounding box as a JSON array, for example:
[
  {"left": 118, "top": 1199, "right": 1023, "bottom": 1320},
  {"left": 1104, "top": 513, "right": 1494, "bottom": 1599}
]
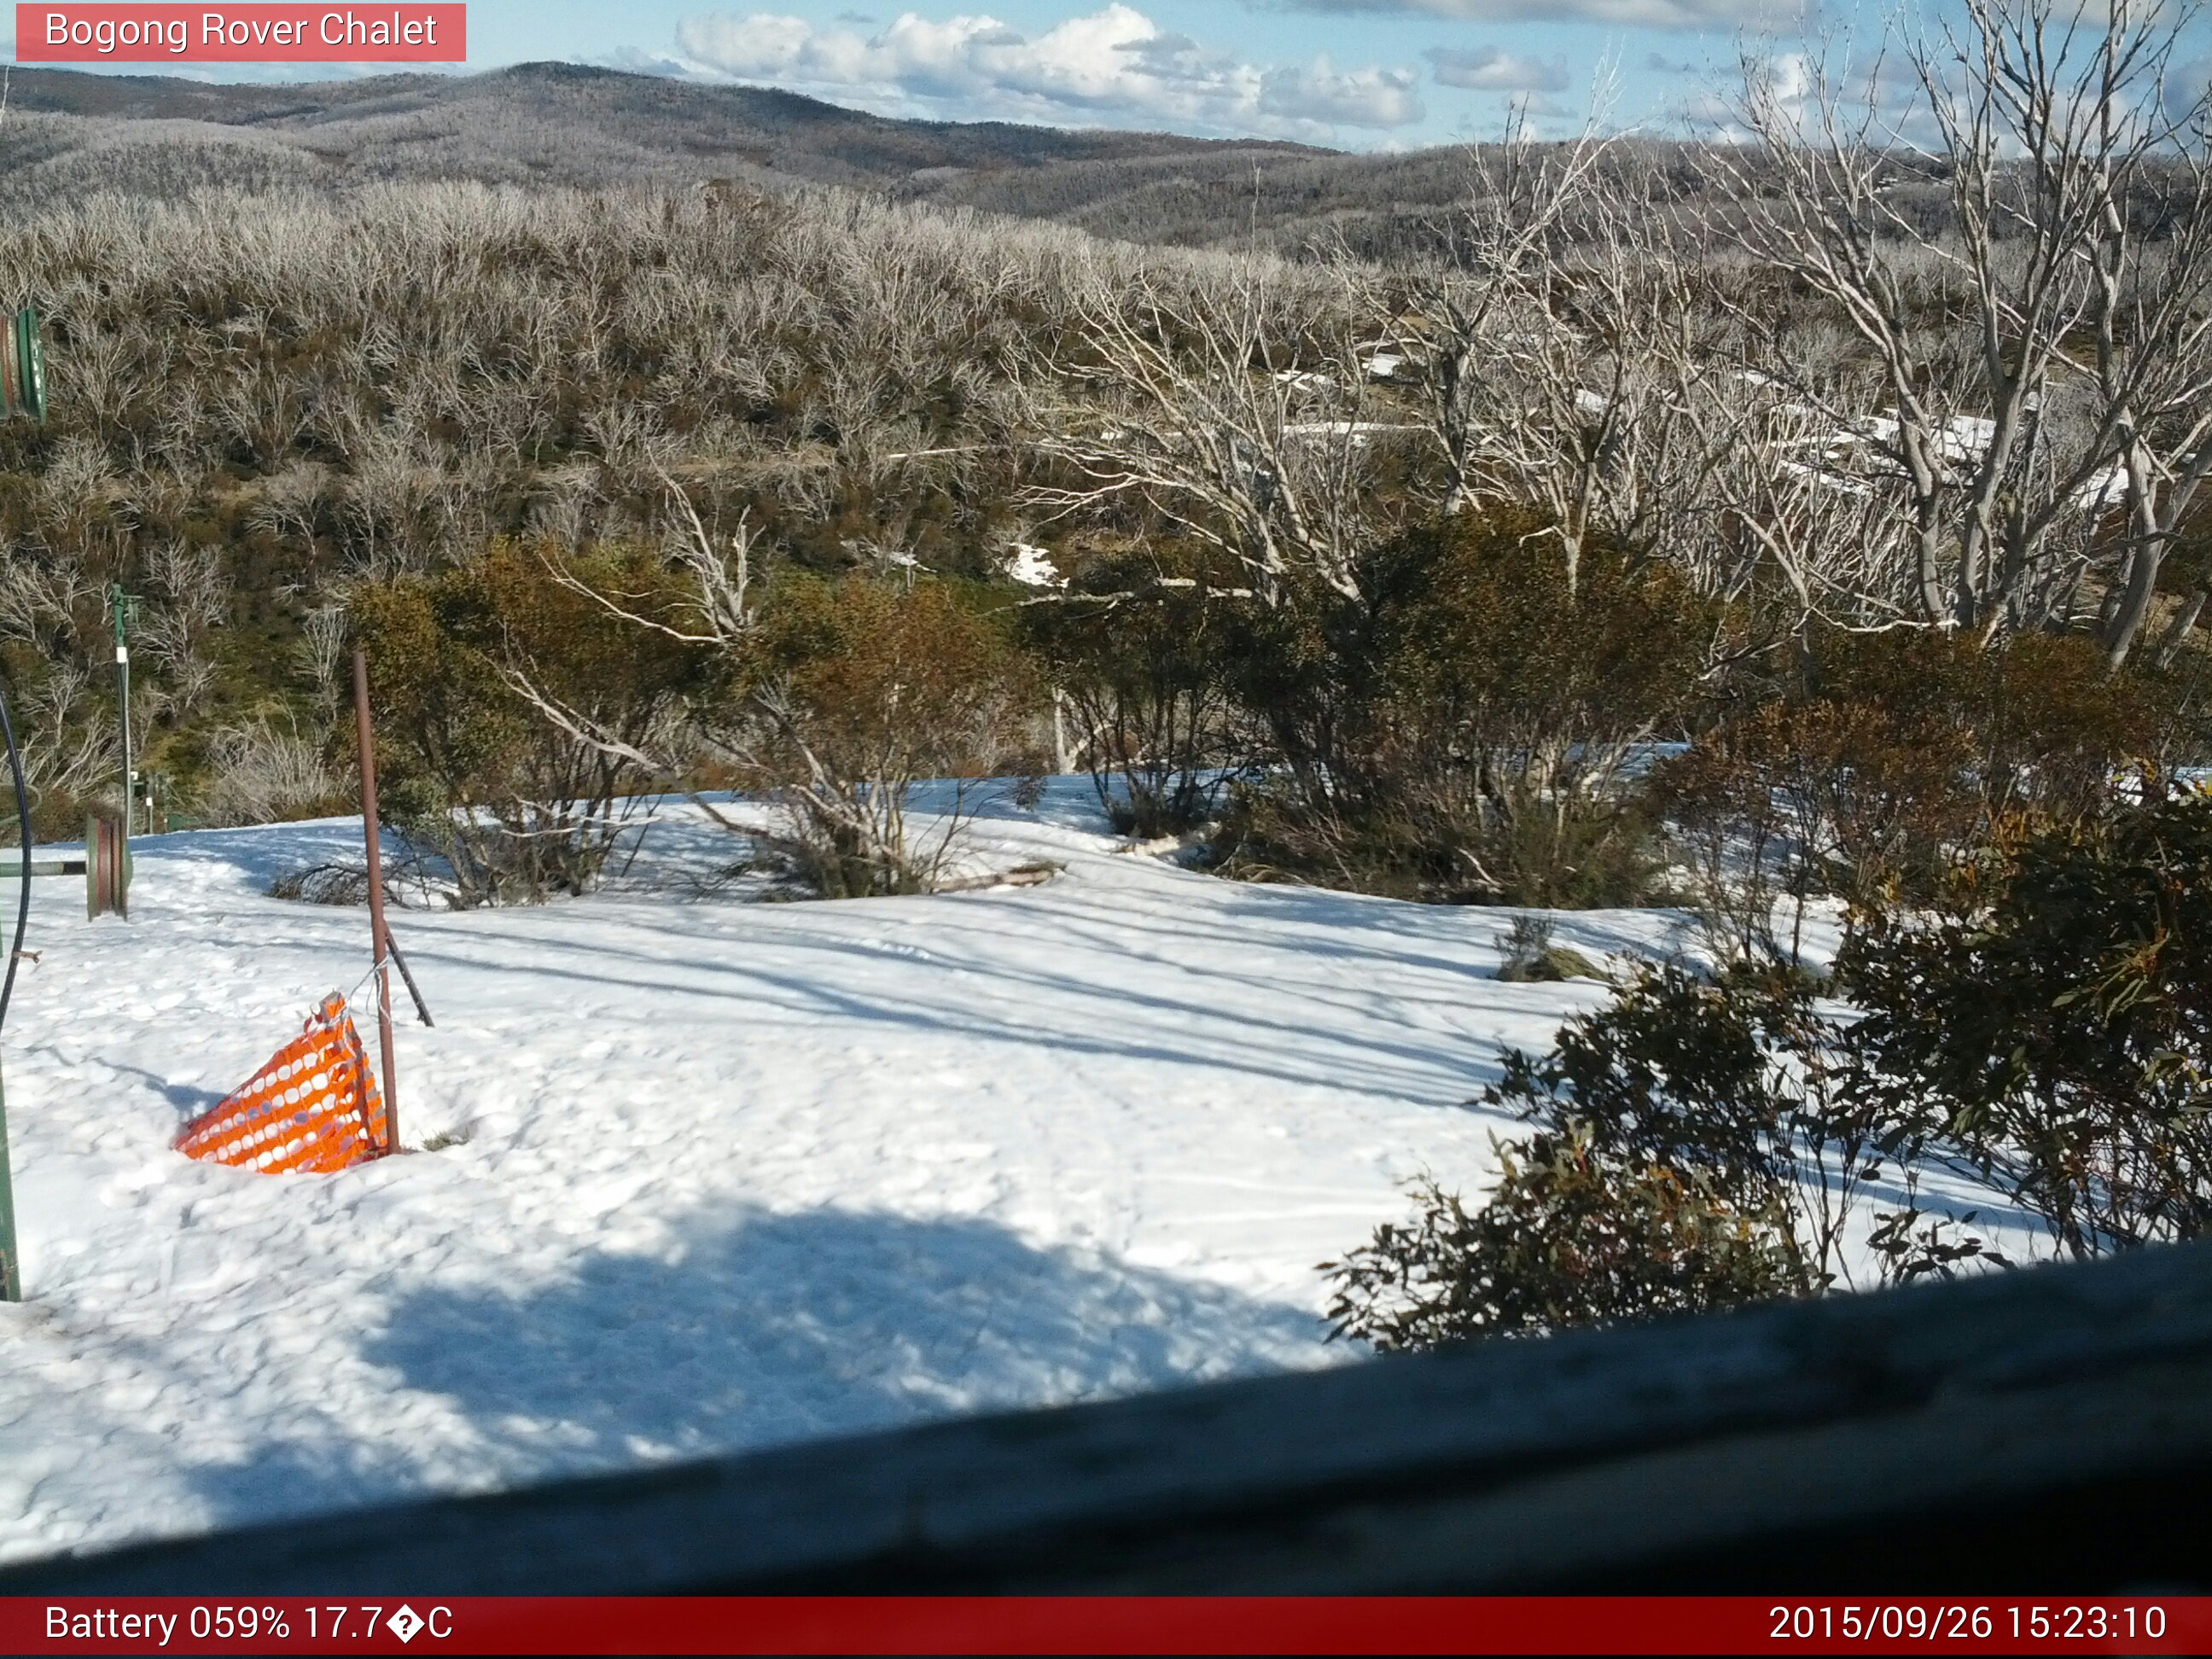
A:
[
  {"left": 2, "top": 306, "right": 46, "bottom": 427},
  {"left": 0, "top": 1068, "right": 18, "bottom": 1301},
  {"left": 110, "top": 588, "right": 138, "bottom": 860}
]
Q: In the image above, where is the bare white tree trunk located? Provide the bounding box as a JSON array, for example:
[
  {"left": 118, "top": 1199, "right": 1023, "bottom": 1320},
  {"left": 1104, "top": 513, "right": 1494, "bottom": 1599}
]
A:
[{"left": 1708, "top": 0, "right": 2212, "bottom": 652}]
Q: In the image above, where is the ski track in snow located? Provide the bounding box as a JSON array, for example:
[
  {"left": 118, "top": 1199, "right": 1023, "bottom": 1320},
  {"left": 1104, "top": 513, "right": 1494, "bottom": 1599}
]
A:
[{"left": 0, "top": 780, "right": 2007, "bottom": 1562}]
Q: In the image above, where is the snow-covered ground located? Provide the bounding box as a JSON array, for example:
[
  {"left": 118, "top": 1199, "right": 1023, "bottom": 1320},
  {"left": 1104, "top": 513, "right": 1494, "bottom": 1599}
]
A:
[{"left": 0, "top": 782, "right": 2016, "bottom": 1564}]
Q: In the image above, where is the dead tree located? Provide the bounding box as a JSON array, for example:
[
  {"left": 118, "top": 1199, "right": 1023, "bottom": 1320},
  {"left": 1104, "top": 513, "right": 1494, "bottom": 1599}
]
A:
[
  {"left": 1025, "top": 254, "right": 1384, "bottom": 607},
  {"left": 1712, "top": 0, "right": 2212, "bottom": 660}
]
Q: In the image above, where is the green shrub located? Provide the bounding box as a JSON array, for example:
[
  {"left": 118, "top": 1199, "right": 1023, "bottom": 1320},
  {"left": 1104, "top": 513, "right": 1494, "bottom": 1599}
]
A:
[
  {"left": 1841, "top": 786, "right": 2212, "bottom": 1256},
  {"left": 1483, "top": 962, "right": 1874, "bottom": 1272},
  {"left": 1322, "top": 956, "right": 1976, "bottom": 1351},
  {"left": 1323, "top": 1130, "right": 1809, "bottom": 1348},
  {"left": 1334, "top": 783, "right": 2212, "bottom": 1348},
  {"left": 1217, "top": 509, "right": 1708, "bottom": 906},
  {"left": 1020, "top": 544, "right": 1237, "bottom": 839},
  {"left": 731, "top": 572, "right": 1039, "bottom": 897},
  {"left": 1655, "top": 629, "right": 2156, "bottom": 935},
  {"left": 1493, "top": 914, "right": 1605, "bottom": 983}
]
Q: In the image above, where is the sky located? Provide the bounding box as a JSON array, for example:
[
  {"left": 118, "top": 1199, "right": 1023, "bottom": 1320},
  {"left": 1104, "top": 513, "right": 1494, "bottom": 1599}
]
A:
[{"left": 3, "top": 0, "right": 1829, "bottom": 150}]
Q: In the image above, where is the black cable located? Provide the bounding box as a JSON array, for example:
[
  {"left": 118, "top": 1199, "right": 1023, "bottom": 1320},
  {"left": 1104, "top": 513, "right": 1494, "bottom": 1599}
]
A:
[{"left": 0, "top": 677, "right": 30, "bottom": 1038}]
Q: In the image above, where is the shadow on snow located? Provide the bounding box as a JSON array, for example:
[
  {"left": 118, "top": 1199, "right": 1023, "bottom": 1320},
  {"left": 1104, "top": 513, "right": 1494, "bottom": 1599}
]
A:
[{"left": 173, "top": 1204, "right": 1326, "bottom": 1533}]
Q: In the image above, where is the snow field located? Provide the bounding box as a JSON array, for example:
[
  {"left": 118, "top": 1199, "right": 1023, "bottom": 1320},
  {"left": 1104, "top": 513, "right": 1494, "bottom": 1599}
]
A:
[
  {"left": 0, "top": 780, "right": 2027, "bottom": 1563},
  {"left": 0, "top": 782, "right": 1664, "bottom": 1562}
]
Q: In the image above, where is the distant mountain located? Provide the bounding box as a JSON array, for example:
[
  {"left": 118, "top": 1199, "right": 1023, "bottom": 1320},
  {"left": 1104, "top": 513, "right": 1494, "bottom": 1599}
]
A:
[{"left": 0, "top": 61, "right": 1478, "bottom": 251}]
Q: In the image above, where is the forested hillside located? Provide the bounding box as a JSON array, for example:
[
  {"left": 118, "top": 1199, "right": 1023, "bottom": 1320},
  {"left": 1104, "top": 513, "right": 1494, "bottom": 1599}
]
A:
[
  {"left": 0, "top": 63, "right": 1354, "bottom": 235},
  {"left": 6, "top": 27, "right": 2212, "bottom": 879}
]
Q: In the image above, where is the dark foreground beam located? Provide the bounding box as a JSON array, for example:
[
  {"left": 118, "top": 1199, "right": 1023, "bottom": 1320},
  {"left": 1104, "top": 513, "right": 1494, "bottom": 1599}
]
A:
[{"left": 10, "top": 1240, "right": 2212, "bottom": 1594}]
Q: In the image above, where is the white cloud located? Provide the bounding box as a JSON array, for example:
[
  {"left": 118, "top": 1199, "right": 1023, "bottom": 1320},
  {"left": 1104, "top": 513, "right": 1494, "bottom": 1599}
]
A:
[
  {"left": 1511, "top": 92, "right": 1571, "bottom": 119},
  {"left": 1425, "top": 44, "right": 1568, "bottom": 92},
  {"left": 1674, "top": 48, "right": 1948, "bottom": 148},
  {"left": 1262, "top": 55, "right": 1426, "bottom": 125},
  {"left": 1283, "top": 0, "right": 1800, "bottom": 31},
  {"left": 1764, "top": 48, "right": 1812, "bottom": 105},
  {"left": 672, "top": 5, "right": 1425, "bottom": 139}
]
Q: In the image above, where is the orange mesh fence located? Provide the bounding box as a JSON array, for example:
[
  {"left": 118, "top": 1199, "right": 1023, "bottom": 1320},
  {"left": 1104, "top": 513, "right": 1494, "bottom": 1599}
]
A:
[{"left": 175, "top": 993, "right": 390, "bottom": 1173}]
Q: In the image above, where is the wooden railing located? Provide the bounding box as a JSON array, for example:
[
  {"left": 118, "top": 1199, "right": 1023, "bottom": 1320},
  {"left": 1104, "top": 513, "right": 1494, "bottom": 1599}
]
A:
[{"left": 9, "top": 1237, "right": 2210, "bottom": 1594}]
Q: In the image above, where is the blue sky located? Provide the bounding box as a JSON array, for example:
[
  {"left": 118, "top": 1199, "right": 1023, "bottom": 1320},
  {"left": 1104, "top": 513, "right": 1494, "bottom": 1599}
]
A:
[{"left": 3, "top": 0, "right": 1814, "bottom": 148}]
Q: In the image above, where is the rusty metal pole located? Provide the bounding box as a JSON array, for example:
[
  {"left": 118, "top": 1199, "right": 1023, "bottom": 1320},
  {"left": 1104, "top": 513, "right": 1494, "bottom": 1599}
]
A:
[{"left": 352, "top": 647, "right": 399, "bottom": 1155}]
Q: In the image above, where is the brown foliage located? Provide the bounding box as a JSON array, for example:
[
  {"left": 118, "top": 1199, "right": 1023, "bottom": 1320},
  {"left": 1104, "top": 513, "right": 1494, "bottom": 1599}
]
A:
[
  {"left": 353, "top": 541, "right": 704, "bottom": 905},
  {"left": 1656, "top": 629, "right": 2154, "bottom": 944},
  {"left": 731, "top": 573, "right": 1040, "bottom": 897}
]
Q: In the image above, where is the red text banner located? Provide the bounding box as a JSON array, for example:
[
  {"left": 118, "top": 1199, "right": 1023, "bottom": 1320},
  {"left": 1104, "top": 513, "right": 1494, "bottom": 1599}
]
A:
[
  {"left": 5, "top": 1597, "right": 2210, "bottom": 1656},
  {"left": 16, "top": 4, "right": 465, "bottom": 61}
]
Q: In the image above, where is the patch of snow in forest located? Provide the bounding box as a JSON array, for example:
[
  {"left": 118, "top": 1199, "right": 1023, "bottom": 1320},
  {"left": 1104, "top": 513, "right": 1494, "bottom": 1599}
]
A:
[{"left": 1004, "top": 543, "right": 1062, "bottom": 588}]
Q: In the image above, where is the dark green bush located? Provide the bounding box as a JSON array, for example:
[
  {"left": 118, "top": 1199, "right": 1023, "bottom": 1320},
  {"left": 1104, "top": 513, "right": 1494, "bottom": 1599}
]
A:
[
  {"left": 1323, "top": 1130, "right": 1809, "bottom": 1348},
  {"left": 1483, "top": 960, "right": 1889, "bottom": 1281},
  {"left": 1217, "top": 509, "right": 1709, "bottom": 906},
  {"left": 1019, "top": 544, "right": 1237, "bottom": 839},
  {"left": 1323, "top": 958, "right": 1977, "bottom": 1350},
  {"left": 1333, "top": 782, "right": 2212, "bottom": 1356},
  {"left": 1841, "top": 785, "right": 2212, "bottom": 1257}
]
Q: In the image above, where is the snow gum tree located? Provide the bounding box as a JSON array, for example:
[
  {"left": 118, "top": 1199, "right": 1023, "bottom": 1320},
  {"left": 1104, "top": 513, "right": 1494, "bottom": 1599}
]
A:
[{"left": 1713, "top": 0, "right": 2212, "bottom": 661}]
